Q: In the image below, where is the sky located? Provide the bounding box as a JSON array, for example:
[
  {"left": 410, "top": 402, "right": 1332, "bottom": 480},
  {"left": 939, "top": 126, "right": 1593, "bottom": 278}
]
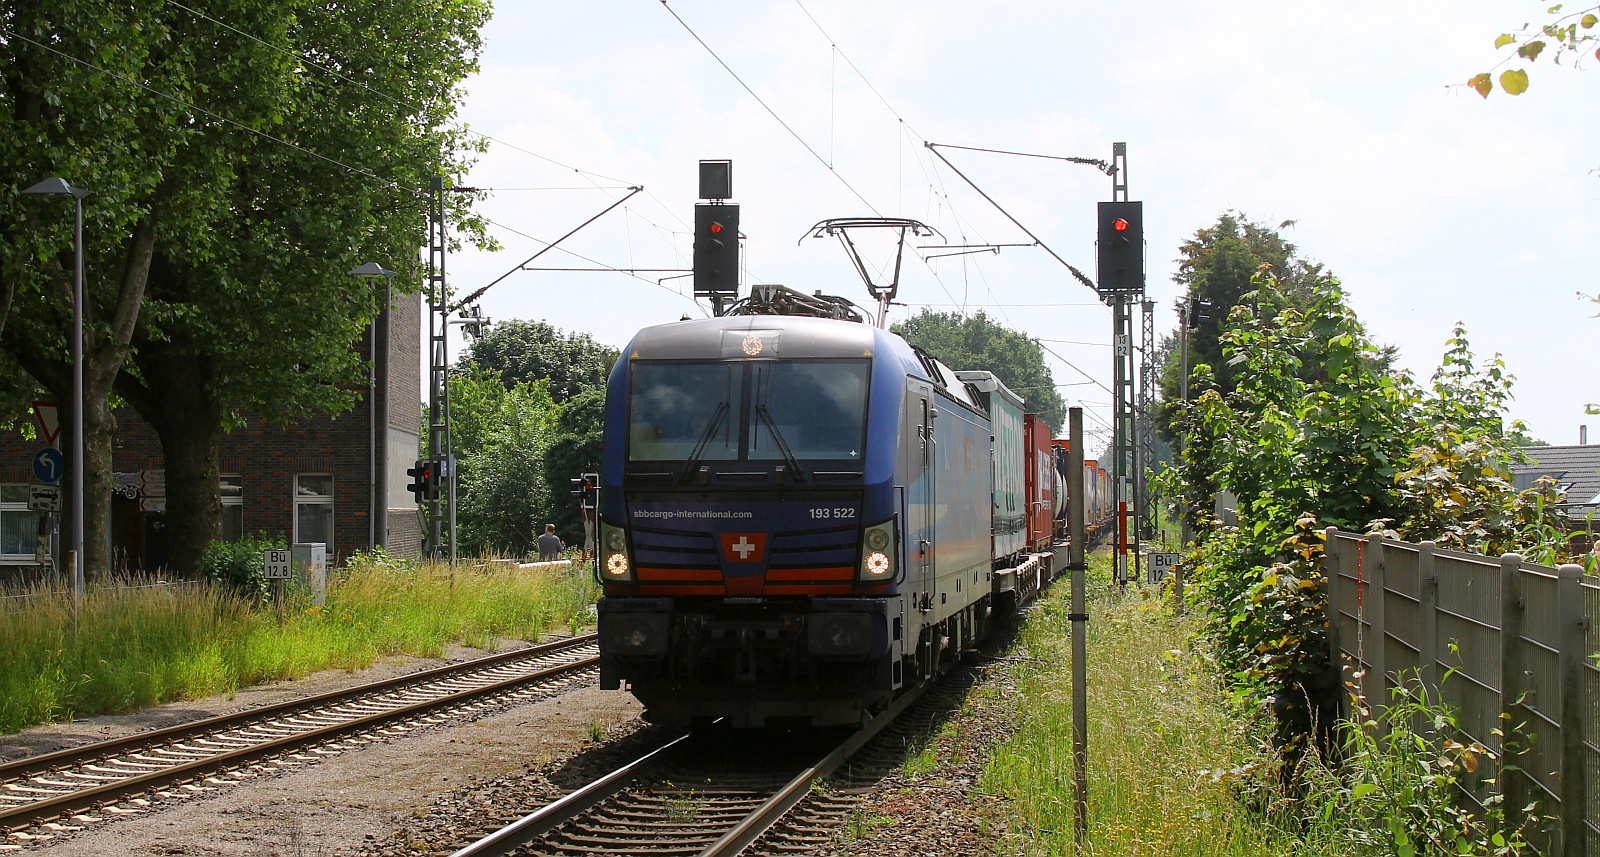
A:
[{"left": 439, "top": 0, "right": 1599, "bottom": 450}]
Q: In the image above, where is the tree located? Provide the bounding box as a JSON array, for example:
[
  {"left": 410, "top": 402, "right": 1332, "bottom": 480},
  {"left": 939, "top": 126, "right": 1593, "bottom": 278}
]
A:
[
  {"left": 890, "top": 310, "right": 1065, "bottom": 432},
  {"left": 2, "top": 1, "right": 491, "bottom": 576},
  {"left": 1469, "top": 4, "right": 1600, "bottom": 97},
  {"left": 1183, "top": 273, "right": 1417, "bottom": 764},
  {"left": 1154, "top": 213, "right": 1337, "bottom": 446},
  {"left": 456, "top": 319, "right": 619, "bottom": 405},
  {"left": 451, "top": 370, "right": 558, "bottom": 558},
  {"left": 543, "top": 386, "right": 606, "bottom": 547}
]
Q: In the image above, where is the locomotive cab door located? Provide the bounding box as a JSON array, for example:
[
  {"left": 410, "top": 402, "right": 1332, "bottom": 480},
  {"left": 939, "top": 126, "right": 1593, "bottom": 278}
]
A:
[{"left": 903, "top": 381, "right": 935, "bottom": 613}]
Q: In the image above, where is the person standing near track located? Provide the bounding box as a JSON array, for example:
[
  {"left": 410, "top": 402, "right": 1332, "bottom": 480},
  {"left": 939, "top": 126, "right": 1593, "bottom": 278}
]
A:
[{"left": 537, "top": 523, "right": 563, "bottom": 562}]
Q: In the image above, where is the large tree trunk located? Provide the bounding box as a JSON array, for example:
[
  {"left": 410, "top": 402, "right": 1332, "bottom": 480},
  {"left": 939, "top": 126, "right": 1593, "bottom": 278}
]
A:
[
  {"left": 7, "top": 211, "right": 157, "bottom": 581},
  {"left": 120, "top": 349, "right": 223, "bottom": 579},
  {"left": 81, "top": 395, "right": 117, "bottom": 579}
]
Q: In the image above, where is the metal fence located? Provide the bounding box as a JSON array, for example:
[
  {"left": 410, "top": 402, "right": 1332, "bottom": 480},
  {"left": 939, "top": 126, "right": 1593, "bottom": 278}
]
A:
[{"left": 1325, "top": 529, "right": 1598, "bottom": 857}]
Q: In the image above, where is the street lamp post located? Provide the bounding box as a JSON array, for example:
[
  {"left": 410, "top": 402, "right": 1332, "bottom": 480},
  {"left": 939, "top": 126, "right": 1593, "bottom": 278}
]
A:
[
  {"left": 350, "top": 263, "right": 398, "bottom": 553},
  {"left": 22, "top": 177, "right": 89, "bottom": 614}
]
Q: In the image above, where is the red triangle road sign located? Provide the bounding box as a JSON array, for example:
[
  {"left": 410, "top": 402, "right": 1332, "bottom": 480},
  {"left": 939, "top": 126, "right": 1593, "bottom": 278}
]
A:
[{"left": 32, "top": 401, "right": 59, "bottom": 446}]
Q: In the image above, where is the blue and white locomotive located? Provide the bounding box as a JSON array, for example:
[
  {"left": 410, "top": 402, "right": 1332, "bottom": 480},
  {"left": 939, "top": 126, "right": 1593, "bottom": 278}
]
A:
[{"left": 594, "top": 290, "right": 1051, "bottom": 728}]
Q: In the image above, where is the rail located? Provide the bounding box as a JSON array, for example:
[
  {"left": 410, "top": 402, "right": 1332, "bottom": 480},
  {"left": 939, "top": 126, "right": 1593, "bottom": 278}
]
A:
[{"left": 1, "top": 634, "right": 599, "bottom": 833}]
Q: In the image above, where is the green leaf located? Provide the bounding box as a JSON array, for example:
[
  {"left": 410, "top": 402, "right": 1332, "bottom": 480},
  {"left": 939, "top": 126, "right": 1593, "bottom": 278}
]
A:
[
  {"left": 1583, "top": 12, "right": 1598, "bottom": 28},
  {"left": 1499, "top": 68, "right": 1531, "bottom": 94},
  {"left": 1351, "top": 782, "right": 1379, "bottom": 799},
  {"left": 1469, "top": 73, "right": 1493, "bottom": 98},
  {"left": 1518, "top": 40, "right": 1546, "bottom": 60},
  {"left": 1495, "top": 33, "right": 1517, "bottom": 48}
]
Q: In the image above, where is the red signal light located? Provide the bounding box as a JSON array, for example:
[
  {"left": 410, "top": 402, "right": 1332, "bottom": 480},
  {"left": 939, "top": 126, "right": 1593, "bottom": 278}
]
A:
[
  {"left": 1113, "top": 218, "right": 1129, "bottom": 232},
  {"left": 709, "top": 221, "right": 723, "bottom": 234}
]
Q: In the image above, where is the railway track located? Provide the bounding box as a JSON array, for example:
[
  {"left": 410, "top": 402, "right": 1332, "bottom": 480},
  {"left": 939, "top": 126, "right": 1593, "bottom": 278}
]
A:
[
  {"left": 446, "top": 683, "right": 923, "bottom": 857},
  {"left": 0, "top": 633, "right": 600, "bottom": 837}
]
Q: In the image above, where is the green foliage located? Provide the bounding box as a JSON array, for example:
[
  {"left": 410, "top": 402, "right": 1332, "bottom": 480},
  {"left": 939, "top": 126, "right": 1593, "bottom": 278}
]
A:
[
  {"left": 1182, "top": 274, "right": 1417, "bottom": 764},
  {"left": 457, "top": 319, "right": 619, "bottom": 405},
  {"left": 1174, "top": 266, "right": 1592, "bottom": 779},
  {"left": 890, "top": 309, "right": 1065, "bottom": 431},
  {"left": 1470, "top": 4, "right": 1600, "bottom": 97},
  {"left": 1, "top": 0, "right": 493, "bottom": 577},
  {"left": 1156, "top": 212, "right": 1345, "bottom": 449},
  {"left": 1392, "top": 327, "right": 1528, "bottom": 555},
  {"left": 451, "top": 369, "right": 559, "bottom": 558},
  {"left": 1293, "top": 674, "right": 1532, "bottom": 856},
  {"left": 543, "top": 386, "right": 606, "bottom": 546},
  {"left": 200, "top": 534, "right": 288, "bottom": 602}
]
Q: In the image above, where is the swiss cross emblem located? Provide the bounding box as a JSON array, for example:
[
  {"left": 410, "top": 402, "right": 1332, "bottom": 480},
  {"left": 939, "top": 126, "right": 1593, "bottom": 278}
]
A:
[{"left": 719, "top": 533, "right": 768, "bottom": 563}]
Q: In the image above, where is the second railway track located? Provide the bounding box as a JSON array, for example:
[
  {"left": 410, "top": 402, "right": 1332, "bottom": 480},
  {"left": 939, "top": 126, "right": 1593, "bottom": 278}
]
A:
[{"left": 0, "top": 633, "right": 601, "bottom": 837}]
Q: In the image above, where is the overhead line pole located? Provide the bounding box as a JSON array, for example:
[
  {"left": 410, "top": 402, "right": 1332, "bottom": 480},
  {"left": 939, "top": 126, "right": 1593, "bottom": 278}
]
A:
[
  {"left": 426, "top": 177, "right": 448, "bottom": 561},
  {"left": 1140, "top": 297, "right": 1156, "bottom": 545},
  {"left": 1104, "top": 143, "right": 1142, "bottom": 586}
]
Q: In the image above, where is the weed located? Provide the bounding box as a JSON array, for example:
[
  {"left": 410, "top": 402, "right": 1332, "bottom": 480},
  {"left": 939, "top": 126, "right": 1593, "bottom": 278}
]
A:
[
  {"left": 663, "top": 791, "right": 701, "bottom": 823},
  {"left": 837, "top": 809, "right": 894, "bottom": 843}
]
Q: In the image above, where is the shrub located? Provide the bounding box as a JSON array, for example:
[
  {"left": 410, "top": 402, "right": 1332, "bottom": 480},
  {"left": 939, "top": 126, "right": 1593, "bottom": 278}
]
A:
[{"left": 200, "top": 534, "right": 286, "bottom": 601}]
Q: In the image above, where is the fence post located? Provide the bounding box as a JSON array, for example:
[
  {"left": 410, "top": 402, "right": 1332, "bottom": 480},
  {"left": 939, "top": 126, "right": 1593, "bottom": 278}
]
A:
[
  {"left": 1365, "top": 534, "right": 1387, "bottom": 716},
  {"left": 1324, "top": 527, "right": 1343, "bottom": 719},
  {"left": 1556, "top": 564, "right": 1587, "bottom": 857},
  {"left": 1418, "top": 541, "right": 1439, "bottom": 740},
  {"left": 1499, "top": 553, "right": 1528, "bottom": 840}
]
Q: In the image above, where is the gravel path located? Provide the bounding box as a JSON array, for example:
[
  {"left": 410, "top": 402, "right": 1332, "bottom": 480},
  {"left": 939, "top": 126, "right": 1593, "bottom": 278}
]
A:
[{"left": 822, "top": 655, "right": 1027, "bottom": 857}]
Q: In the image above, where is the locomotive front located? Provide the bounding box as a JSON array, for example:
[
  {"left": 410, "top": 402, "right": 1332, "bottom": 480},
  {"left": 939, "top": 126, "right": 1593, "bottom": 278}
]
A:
[{"left": 594, "top": 315, "right": 908, "bottom": 728}]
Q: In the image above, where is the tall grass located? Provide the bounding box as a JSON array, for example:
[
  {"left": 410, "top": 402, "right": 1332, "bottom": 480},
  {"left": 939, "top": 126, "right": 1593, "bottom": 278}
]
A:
[
  {"left": 980, "top": 551, "right": 1524, "bottom": 855},
  {"left": 0, "top": 555, "right": 598, "bottom": 735},
  {"left": 982, "top": 552, "right": 1302, "bottom": 855}
]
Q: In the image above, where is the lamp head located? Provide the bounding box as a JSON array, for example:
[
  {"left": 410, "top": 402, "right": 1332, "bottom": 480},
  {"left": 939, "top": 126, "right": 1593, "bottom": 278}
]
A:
[
  {"left": 349, "top": 262, "right": 397, "bottom": 279},
  {"left": 22, "top": 178, "right": 89, "bottom": 199}
]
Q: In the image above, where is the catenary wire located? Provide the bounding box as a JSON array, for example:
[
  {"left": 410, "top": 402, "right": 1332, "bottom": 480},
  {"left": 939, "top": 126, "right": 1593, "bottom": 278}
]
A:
[{"left": 659, "top": 0, "right": 883, "bottom": 217}]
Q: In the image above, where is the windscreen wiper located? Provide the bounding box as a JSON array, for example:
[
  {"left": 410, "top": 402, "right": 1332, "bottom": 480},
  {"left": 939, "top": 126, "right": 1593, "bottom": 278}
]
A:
[
  {"left": 679, "top": 401, "right": 730, "bottom": 483},
  {"left": 754, "top": 404, "right": 808, "bottom": 483}
]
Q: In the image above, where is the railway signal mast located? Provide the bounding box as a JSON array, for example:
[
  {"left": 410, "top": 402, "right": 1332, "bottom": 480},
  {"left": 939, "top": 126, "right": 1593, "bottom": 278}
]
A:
[{"left": 1094, "top": 143, "right": 1147, "bottom": 585}]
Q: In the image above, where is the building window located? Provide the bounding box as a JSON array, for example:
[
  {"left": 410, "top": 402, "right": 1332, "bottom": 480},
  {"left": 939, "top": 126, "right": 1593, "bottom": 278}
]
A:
[
  {"left": 293, "top": 474, "right": 333, "bottom": 555},
  {"left": 0, "top": 485, "right": 45, "bottom": 564},
  {"left": 221, "top": 475, "right": 243, "bottom": 542}
]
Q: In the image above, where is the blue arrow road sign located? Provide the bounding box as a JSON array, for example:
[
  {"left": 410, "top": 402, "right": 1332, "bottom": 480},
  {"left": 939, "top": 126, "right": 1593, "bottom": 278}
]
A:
[{"left": 32, "top": 448, "right": 63, "bottom": 484}]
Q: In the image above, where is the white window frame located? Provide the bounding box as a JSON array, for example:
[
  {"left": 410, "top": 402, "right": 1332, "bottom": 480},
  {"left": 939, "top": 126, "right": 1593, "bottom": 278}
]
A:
[
  {"left": 0, "top": 484, "right": 45, "bottom": 565},
  {"left": 292, "top": 473, "right": 334, "bottom": 555}
]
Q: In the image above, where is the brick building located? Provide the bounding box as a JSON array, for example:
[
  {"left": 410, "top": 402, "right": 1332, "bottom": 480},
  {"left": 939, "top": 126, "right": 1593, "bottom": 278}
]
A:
[{"left": 0, "top": 291, "right": 423, "bottom": 578}]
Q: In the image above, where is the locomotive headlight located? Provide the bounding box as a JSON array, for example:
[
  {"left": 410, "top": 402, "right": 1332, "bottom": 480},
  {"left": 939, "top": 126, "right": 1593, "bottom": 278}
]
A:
[
  {"left": 600, "top": 521, "right": 633, "bottom": 581},
  {"left": 858, "top": 520, "right": 897, "bottom": 582},
  {"left": 864, "top": 527, "right": 890, "bottom": 552}
]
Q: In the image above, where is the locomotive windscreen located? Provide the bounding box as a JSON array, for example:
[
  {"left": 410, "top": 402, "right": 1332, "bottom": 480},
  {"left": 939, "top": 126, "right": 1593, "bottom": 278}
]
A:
[{"left": 627, "top": 359, "right": 869, "bottom": 462}]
